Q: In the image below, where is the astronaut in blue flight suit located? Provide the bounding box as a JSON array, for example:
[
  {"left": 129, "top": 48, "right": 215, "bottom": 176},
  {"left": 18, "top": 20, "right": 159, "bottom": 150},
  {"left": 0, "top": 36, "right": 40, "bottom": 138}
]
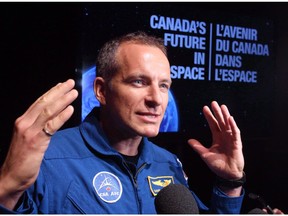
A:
[{"left": 0, "top": 31, "right": 245, "bottom": 214}]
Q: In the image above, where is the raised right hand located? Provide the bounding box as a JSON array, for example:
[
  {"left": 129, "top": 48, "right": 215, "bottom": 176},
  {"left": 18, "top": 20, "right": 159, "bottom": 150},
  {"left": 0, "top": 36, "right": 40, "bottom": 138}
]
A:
[{"left": 0, "top": 79, "right": 78, "bottom": 210}]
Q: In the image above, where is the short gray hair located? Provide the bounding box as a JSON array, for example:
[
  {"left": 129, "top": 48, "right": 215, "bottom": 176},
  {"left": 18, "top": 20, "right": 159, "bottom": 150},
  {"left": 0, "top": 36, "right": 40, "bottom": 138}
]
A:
[{"left": 96, "top": 31, "right": 167, "bottom": 82}]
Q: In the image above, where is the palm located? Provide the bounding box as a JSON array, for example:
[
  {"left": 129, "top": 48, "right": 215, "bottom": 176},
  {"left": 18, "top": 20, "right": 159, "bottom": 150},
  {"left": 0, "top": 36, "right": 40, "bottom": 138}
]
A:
[{"left": 188, "top": 101, "right": 244, "bottom": 180}]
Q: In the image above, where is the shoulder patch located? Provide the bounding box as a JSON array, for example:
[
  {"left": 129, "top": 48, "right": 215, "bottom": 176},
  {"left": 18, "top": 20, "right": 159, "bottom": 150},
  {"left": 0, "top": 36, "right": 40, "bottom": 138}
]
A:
[{"left": 147, "top": 176, "right": 174, "bottom": 196}]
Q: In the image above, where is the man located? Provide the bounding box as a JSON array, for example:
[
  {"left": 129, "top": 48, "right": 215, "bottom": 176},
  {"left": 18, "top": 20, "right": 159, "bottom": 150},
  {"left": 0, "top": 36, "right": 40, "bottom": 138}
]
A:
[{"left": 0, "top": 31, "right": 245, "bottom": 213}]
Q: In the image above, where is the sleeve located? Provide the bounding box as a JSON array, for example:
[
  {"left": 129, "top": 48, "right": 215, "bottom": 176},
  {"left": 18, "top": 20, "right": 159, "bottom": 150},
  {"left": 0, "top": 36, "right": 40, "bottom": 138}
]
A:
[
  {"left": 0, "top": 167, "right": 49, "bottom": 214},
  {"left": 0, "top": 192, "right": 38, "bottom": 214},
  {"left": 174, "top": 156, "right": 244, "bottom": 214},
  {"left": 210, "top": 186, "right": 245, "bottom": 214}
]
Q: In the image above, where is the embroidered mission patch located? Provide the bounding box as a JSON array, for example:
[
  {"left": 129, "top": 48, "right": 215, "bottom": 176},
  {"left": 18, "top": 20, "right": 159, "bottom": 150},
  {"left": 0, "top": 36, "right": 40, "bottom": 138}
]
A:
[
  {"left": 147, "top": 176, "right": 174, "bottom": 196},
  {"left": 93, "top": 171, "right": 123, "bottom": 203}
]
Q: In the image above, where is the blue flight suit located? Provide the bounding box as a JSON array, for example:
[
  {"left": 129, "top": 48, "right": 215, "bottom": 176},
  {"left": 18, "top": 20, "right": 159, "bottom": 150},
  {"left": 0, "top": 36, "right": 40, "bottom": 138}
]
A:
[{"left": 0, "top": 109, "right": 243, "bottom": 214}]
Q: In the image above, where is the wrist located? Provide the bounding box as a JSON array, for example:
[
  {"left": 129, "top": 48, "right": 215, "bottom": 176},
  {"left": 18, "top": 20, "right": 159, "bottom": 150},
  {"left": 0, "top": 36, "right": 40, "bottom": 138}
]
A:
[
  {"left": 217, "top": 185, "right": 243, "bottom": 197},
  {"left": 0, "top": 173, "right": 24, "bottom": 210},
  {"left": 215, "top": 171, "right": 246, "bottom": 189}
]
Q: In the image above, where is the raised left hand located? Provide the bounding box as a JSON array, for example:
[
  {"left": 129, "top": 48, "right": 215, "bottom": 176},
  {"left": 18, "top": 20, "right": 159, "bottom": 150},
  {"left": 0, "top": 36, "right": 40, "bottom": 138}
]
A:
[{"left": 188, "top": 101, "right": 244, "bottom": 180}]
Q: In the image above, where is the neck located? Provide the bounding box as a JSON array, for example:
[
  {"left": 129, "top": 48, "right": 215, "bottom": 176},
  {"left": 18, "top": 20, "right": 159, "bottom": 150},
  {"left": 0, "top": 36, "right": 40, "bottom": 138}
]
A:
[
  {"left": 112, "top": 138, "right": 141, "bottom": 156},
  {"left": 99, "top": 117, "right": 142, "bottom": 156}
]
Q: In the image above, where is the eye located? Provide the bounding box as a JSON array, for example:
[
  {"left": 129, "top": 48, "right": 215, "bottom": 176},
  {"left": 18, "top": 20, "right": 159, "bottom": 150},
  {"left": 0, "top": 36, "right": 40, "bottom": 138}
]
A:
[
  {"left": 160, "top": 83, "right": 170, "bottom": 90},
  {"left": 132, "top": 79, "right": 145, "bottom": 87}
]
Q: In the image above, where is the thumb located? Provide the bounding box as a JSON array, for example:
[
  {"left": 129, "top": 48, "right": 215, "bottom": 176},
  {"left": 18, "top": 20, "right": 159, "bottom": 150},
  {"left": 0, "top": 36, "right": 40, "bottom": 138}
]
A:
[{"left": 187, "top": 139, "right": 208, "bottom": 156}]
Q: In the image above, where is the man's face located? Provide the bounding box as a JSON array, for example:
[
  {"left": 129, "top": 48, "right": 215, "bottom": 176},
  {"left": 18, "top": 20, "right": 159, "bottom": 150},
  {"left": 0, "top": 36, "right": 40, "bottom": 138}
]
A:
[{"left": 100, "top": 43, "right": 171, "bottom": 138}]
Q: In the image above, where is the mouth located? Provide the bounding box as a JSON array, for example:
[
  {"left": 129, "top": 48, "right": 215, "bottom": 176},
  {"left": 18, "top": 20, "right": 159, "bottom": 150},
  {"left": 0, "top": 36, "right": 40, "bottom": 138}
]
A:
[{"left": 136, "top": 112, "right": 162, "bottom": 123}]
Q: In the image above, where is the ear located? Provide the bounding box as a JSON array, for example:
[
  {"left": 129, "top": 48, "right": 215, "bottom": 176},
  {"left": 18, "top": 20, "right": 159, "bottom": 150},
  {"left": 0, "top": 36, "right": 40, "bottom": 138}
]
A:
[{"left": 94, "top": 77, "right": 107, "bottom": 105}]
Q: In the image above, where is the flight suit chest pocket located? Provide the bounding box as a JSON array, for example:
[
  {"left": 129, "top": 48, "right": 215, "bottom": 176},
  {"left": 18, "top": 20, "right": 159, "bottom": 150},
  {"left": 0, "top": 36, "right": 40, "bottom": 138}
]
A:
[{"left": 64, "top": 180, "right": 103, "bottom": 214}]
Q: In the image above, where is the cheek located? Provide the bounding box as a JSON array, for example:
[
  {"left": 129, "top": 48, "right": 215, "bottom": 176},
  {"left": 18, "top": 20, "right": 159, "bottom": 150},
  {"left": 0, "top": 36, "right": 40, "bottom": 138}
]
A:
[
  {"left": 162, "top": 94, "right": 169, "bottom": 108},
  {"left": 115, "top": 90, "right": 142, "bottom": 106},
  {"left": 107, "top": 93, "right": 137, "bottom": 114}
]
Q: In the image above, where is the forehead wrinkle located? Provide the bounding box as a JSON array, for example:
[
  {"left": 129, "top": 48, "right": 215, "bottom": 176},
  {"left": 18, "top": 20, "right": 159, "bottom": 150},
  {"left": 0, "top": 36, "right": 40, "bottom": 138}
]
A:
[{"left": 116, "top": 43, "right": 171, "bottom": 82}]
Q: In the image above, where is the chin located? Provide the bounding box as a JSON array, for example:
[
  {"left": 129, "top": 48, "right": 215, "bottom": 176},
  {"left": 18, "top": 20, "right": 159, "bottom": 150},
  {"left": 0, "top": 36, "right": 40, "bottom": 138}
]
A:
[{"left": 140, "top": 128, "right": 160, "bottom": 138}]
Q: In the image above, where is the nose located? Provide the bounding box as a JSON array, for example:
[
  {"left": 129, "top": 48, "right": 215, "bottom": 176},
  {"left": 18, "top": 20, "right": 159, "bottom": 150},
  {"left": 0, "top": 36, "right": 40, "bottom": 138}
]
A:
[{"left": 145, "top": 84, "right": 163, "bottom": 107}]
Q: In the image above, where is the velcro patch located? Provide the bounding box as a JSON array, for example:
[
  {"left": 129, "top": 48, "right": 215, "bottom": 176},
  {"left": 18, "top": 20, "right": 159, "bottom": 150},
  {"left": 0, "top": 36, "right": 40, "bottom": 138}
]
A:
[{"left": 147, "top": 176, "right": 174, "bottom": 196}]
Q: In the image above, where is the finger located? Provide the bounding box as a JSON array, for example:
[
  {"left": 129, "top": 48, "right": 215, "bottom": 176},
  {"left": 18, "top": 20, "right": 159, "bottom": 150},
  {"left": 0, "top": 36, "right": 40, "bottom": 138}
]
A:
[
  {"left": 228, "top": 116, "right": 241, "bottom": 141},
  {"left": 31, "top": 88, "right": 78, "bottom": 136},
  {"left": 43, "top": 105, "right": 75, "bottom": 136},
  {"left": 210, "top": 101, "right": 227, "bottom": 131},
  {"left": 272, "top": 208, "right": 284, "bottom": 214},
  {"left": 202, "top": 105, "right": 220, "bottom": 132},
  {"left": 221, "top": 104, "right": 232, "bottom": 131},
  {"left": 187, "top": 139, "right": 209, "bottom": 157}
]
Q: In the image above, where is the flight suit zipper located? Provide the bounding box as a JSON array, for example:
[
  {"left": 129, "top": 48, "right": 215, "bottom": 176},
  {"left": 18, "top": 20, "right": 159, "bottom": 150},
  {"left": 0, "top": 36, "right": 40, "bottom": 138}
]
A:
[{"left": 123, "top": 161, "right": 147, "bottom": 214}]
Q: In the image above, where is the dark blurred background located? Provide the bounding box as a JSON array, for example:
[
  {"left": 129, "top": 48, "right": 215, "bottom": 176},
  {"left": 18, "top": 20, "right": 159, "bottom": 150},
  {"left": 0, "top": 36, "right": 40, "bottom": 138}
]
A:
[{"left": 0, "top": 2, "right": 288, "bottom": 213}]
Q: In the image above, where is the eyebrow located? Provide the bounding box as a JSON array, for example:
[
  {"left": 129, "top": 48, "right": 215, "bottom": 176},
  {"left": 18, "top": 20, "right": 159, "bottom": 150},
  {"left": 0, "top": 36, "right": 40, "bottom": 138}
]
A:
[{"left": 128, "top": 74, "right": 172, "bottom": 84}]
